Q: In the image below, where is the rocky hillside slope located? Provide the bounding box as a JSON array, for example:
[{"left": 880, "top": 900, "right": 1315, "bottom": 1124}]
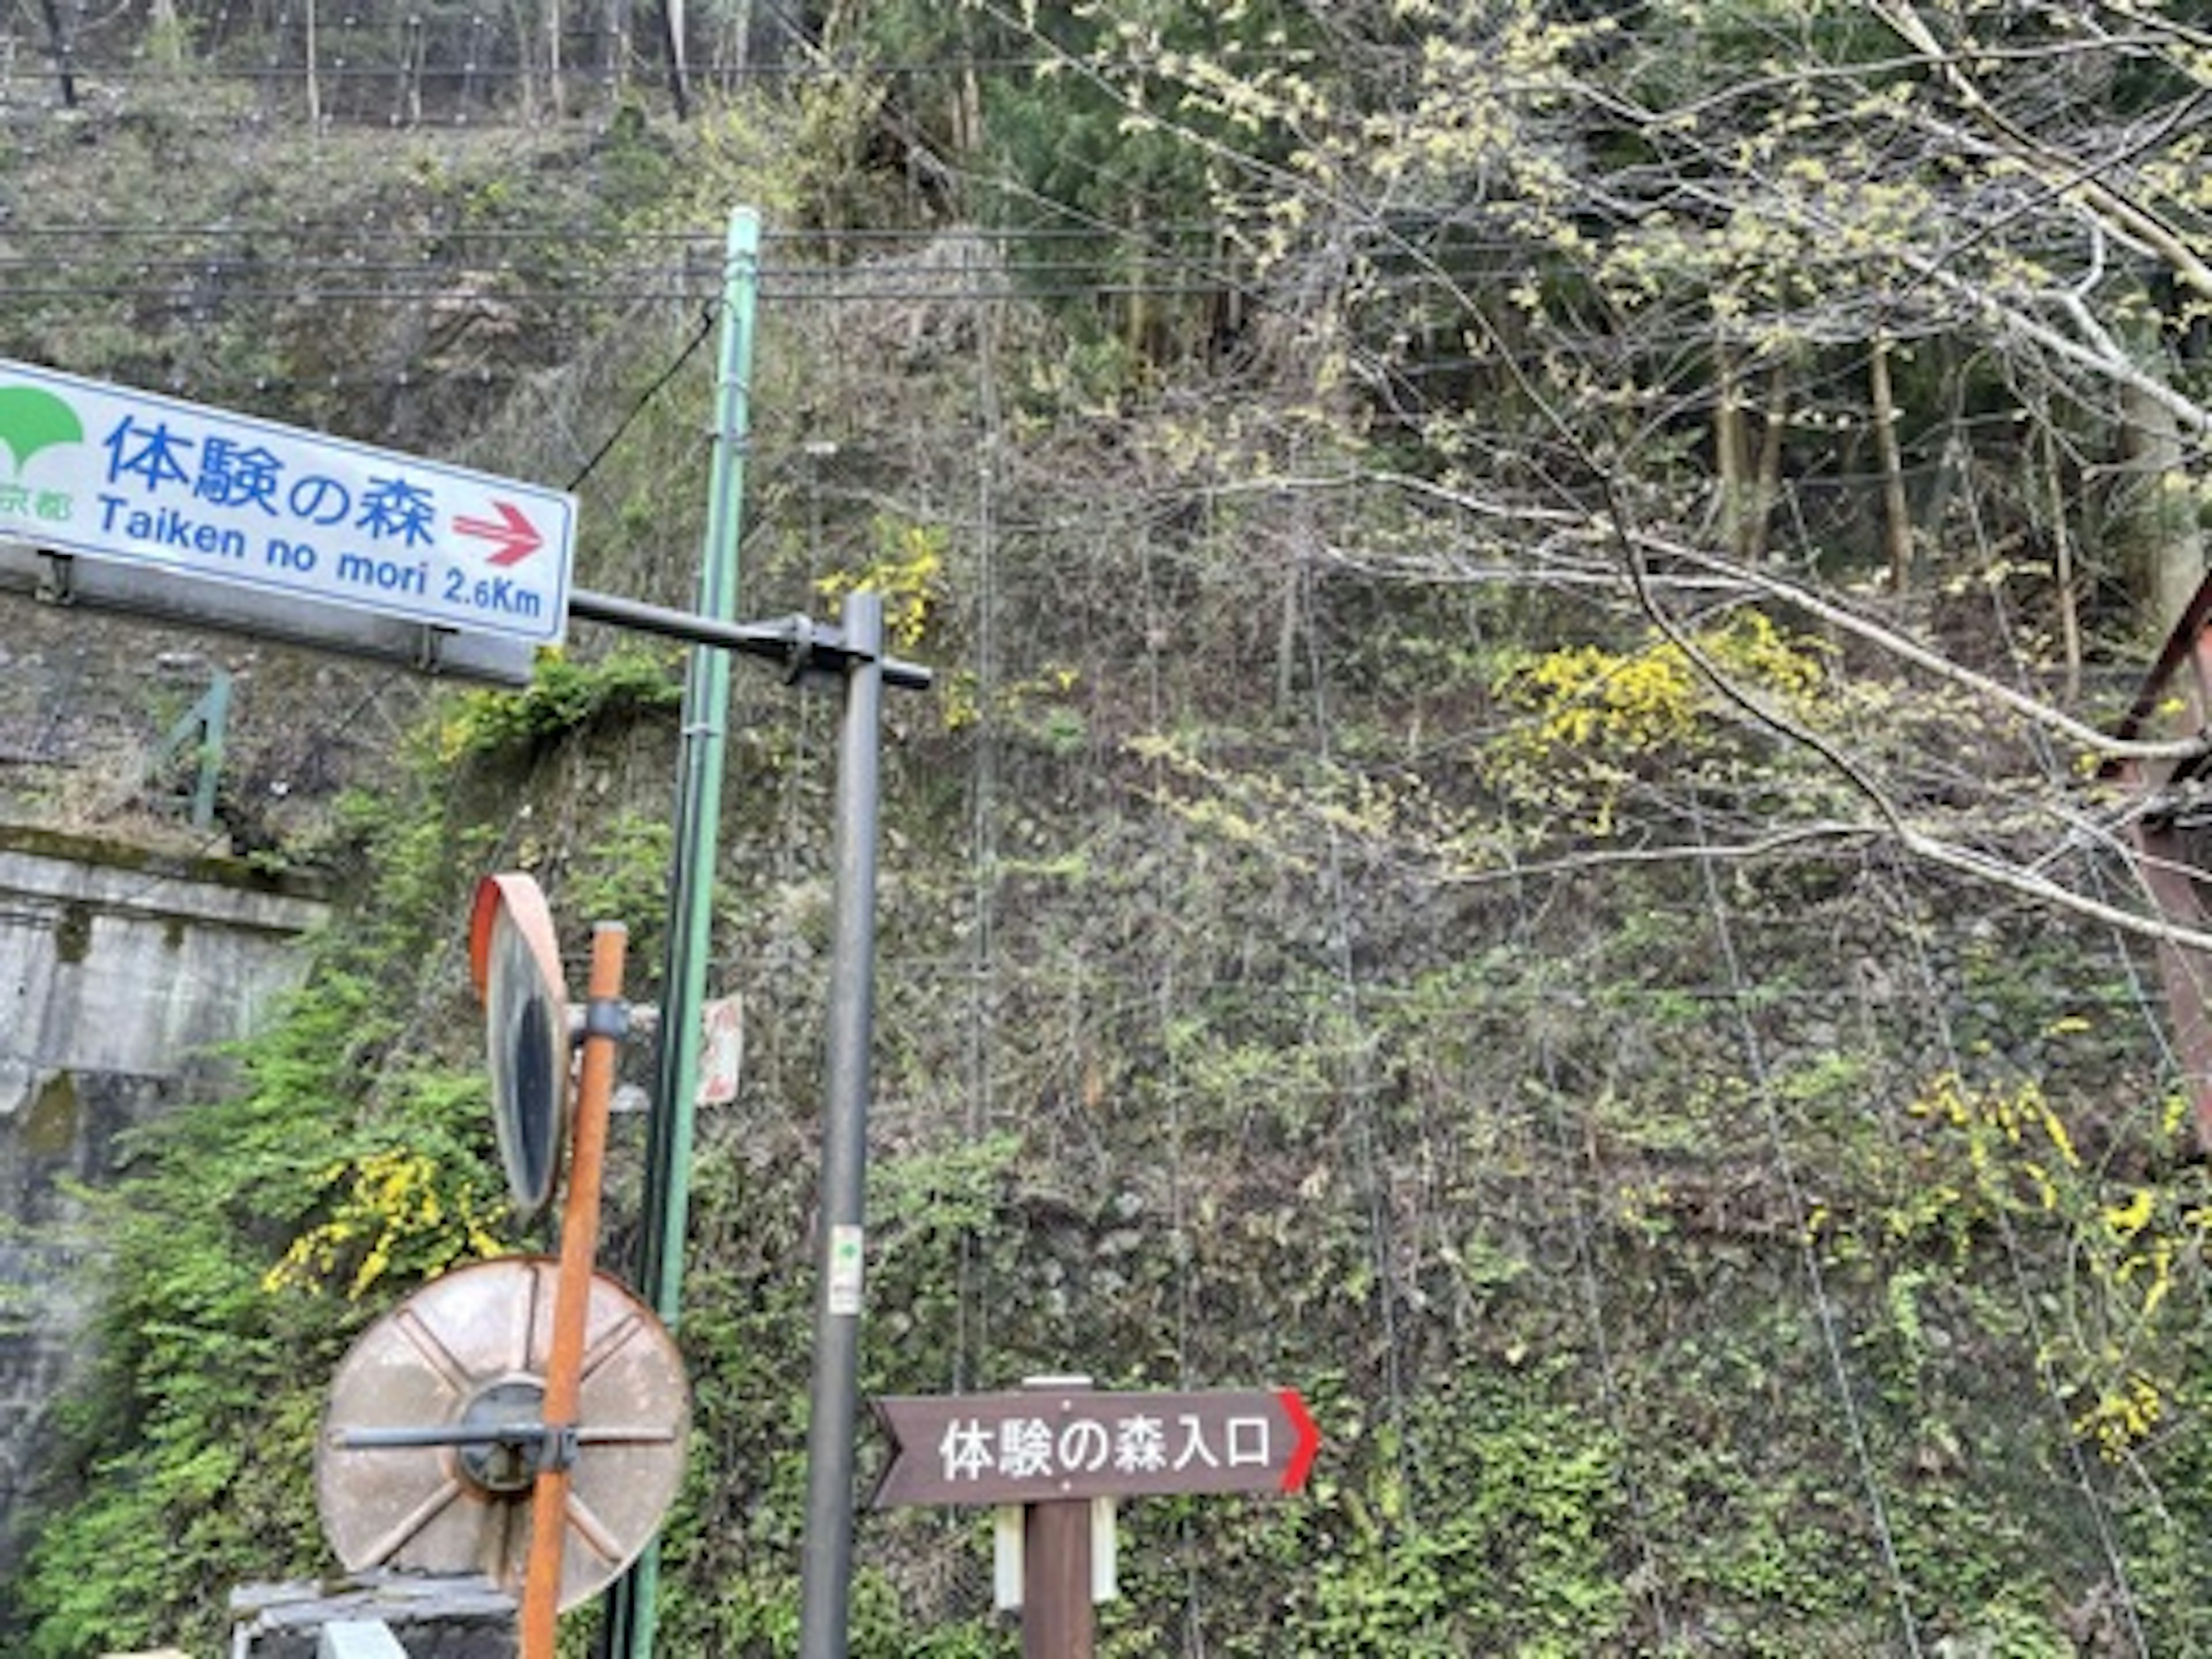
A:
[{"left": 3, "top": 60, "right": 2209, "bottom": 1659}]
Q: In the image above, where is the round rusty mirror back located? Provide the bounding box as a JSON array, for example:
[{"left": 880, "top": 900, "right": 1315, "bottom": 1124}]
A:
[{"left": 316, "top": 1256, "right": 689, "bottom": 1611}]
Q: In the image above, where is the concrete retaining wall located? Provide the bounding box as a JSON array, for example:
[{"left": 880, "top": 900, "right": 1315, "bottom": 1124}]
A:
[{"left": 0, "top": 824, "right": 330, "bottom": 1581}]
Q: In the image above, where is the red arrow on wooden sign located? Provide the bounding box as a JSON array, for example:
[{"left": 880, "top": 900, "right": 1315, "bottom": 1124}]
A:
[
  {"left": 872, "top": 1386, "right": 1320, "bottom": 1509},
  {"left": 453, "top": 499, "right": 546, "bottom": 566}
]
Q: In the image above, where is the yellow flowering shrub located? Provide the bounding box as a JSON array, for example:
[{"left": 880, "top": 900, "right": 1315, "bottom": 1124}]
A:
[
  {"left": 265, "top": 1147, "right": 508, "bottom": 1301},
  {"left": 1483, "top": 610, "right": 1829, "bottom": 834},
  {"left": 814, "top": 513, "right": 948, "bottom": 650},
  {"left": 1897, "top": 1072, "right": 2212, "bottom": 1461}
]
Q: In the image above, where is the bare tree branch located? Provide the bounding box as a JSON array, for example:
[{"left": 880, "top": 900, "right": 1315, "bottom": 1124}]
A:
[{"left": 1873, "top": 0, "right": 2212, "bottom": 305}]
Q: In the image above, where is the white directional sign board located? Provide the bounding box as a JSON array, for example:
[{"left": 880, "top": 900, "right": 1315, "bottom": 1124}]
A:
[{"left": 0, "top": 357, "right": 574, "bottom": 646}]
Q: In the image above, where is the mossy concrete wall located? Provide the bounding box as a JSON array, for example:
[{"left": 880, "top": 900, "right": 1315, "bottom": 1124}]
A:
[{"left": 0, "top": 825, "right": 329, "bottom": 1578}]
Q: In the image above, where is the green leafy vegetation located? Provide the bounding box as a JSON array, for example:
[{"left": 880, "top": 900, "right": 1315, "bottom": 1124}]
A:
[{"left": 432, "top": 647, "right": 684, "bottom": 766}]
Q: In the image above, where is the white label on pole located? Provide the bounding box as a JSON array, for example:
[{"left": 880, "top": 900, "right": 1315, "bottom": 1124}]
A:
[
  {"left": 698, "top": 994, "right": 744, "bottom": 1105},
  {"left": 1092, "top": 1497, "right": 1118, "bottom": 1603},
  {"left": 0, "top": 356, "right": 574, "bottom": 643},
  {"left": 993, "top": 1505, "right": 1023, "bottom": 1611},
  {"left": 827, "top": 1224, "right": 865, "bottom": 1315}
]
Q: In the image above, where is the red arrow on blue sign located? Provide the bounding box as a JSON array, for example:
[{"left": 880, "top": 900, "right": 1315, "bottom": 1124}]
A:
[{"left": 453, "top": 499, "right": 545, "bottom": 566}]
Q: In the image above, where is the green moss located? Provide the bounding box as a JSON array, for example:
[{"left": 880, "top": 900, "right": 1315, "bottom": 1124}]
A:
[
  {"left": 24, "top": 1073, "right": 78, "bottom": 1160},
  {"left": 51, "top": 903, "right": 90, "bottom": 967},
  {"left": 0, "top": 821, "right": 331, "bottom": 903}
]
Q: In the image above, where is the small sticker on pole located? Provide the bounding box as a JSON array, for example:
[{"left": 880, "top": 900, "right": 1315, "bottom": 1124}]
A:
[{"left": 827, "top": 1225, "right": 865, "bottom": 1316}]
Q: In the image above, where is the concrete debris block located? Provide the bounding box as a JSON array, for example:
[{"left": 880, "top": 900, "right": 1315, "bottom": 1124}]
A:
[
  {"left": 319, "top": 1622, "right": 410, "bottom": 1658},
  {"left": 229, "top": 1573, "right": 518, "bottom": 1659}
]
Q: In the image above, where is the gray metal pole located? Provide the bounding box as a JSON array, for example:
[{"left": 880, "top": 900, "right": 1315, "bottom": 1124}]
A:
[{"left": 797, "top": 589, "right": 887, "bottom": 1659}]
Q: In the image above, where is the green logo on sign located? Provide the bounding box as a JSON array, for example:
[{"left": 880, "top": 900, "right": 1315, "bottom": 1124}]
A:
[{"left": 0, "top": 386, "right": 85, "bottom": 475}]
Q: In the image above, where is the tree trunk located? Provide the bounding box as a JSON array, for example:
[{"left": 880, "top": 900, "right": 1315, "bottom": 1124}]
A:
[
  {"left": 2040, "top": 421, "right": 2082, "bottom": 704},
  {"left": 399, "top": 14, "right": 425, "bottom": 126},
  {"left": 1714, "top": 336, "right": 1752, "bottom": 558},
  {"left": 2120, "top": 374, "right": 2205, "bottom": 638},
  {"left": 1126, "top": 200, "right": 1153, "bottom": 370},
  {"left": 1745, "top": 359, "right": 1789, "bottom": 562},
  {"left": 958, "top": 62, "right": 983, "bottom": 155},
  {"left": 544, "top": 0, "right": 565, "bottom": 119},
  {"left": 37, "top": 0, "right": 75, "bottom": 108},
  {"left": 147, "top": 0, "right": 183, "bottom": 67},
  {"left": 603, "top": 0, "right": 627, "bottom": 96},
  {"left": 302, "top": 0, "right": 320, "bottom": 127},
  {"left": 1870, "top": 334, "right": 1914, "bottom": 590},
  {"left": 660, "top": 0, "right": 691, "bottom": 116}
]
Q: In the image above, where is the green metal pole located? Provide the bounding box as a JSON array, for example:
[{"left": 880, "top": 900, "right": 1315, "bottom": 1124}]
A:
[{"left": 602, "top": 204, "right": 761, "bottom": 1659}]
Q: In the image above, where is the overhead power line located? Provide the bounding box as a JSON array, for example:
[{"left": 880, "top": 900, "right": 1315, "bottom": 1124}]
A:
[
  {"left": 0, "top": 224, "right": 1234, "bottom": 244},
  {"left": 0, "top": 280, "right": 1251, "bottom": 305}
]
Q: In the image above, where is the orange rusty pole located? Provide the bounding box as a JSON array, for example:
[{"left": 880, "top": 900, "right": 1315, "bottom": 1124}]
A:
[{"left": 521, "top": 920, "right": 628, "bottom": 1658}]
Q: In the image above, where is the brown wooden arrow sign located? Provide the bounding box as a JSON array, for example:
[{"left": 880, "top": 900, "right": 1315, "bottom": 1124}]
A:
[{"left": 871, "top": 1386, "right": 1320, "bottom": 1509}]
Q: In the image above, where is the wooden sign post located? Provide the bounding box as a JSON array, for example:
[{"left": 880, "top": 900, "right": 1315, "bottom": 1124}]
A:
[{"left": 872, "top": 1378, "right": 1320, "bottom": 1656}]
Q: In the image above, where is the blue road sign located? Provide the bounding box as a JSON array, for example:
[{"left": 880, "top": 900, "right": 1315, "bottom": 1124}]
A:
[{"left": 0, "top": 357, "right": 574, "bottom": 645}]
